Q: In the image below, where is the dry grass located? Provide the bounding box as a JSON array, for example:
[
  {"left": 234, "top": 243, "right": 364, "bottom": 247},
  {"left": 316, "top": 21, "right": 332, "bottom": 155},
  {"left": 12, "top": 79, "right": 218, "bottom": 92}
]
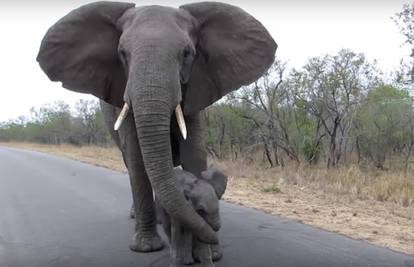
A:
[
  {"left": 213, "top": 159, "right": 414, "bottom": 255},
  {"left": 1, "top": 142, "right": 413, "bottom": 255},
  {"left": 214, "top": 156, "right": 414, "bottom": 207}
]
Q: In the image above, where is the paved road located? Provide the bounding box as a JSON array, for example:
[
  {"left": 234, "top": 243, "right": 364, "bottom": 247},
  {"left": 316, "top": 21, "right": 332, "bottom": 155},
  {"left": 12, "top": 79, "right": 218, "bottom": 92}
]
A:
[{"left": 0, "top": 146, "right": 413, "bottom": 267}]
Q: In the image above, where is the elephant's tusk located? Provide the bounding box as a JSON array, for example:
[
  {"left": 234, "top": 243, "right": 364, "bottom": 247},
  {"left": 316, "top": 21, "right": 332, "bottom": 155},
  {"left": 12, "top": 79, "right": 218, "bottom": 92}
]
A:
[
  {"left": 175, "top": 104, "right": 187, "bottom": 140},
  {"left": 114, "top": 103, "right": 129, "bottom": 131}
]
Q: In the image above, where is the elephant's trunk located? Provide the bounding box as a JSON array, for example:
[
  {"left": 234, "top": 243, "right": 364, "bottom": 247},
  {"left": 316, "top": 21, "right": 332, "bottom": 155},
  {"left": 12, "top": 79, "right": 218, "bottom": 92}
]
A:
[
  {"left": 129, "top": 82, "right": 217, "bottom": 244},
  {"left": 208, "top": 213, "right": 221, "bottom": 232}
]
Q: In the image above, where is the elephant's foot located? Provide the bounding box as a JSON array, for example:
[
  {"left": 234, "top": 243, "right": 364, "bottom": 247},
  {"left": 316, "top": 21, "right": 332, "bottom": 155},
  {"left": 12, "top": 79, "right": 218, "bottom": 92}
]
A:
[
  {"left": 211, "top": 244, "right": 222, "bottom": 262},
  {"left": 199, "top": 262, "right": 215, "bottom": 267},
  {"left": 170, "top": 256, "right": 193, "bottom": 267},
  {"left": 129, "top": 232, "right": 164, "bottom": 252},
  {"left": 182, "top": 253, "right": 194, "bottom": 265},
  {"left": 129, "top": 206, "right": 135, "bottom": 219},
  {"left": 170, "top": 260, "right": 187, "bottom": 267}
]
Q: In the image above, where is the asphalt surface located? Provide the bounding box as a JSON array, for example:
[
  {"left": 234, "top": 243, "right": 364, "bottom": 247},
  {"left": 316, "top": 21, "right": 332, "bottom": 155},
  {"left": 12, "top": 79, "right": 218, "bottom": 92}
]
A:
[{"left": 0, "top": 146, "right": 413, "bottom": 267}]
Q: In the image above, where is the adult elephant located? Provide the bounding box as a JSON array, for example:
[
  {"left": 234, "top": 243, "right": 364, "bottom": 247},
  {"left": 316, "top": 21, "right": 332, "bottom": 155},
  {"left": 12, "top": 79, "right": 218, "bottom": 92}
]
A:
[{"left": 37, "top": 1, "right": 276, "bottom": 255}]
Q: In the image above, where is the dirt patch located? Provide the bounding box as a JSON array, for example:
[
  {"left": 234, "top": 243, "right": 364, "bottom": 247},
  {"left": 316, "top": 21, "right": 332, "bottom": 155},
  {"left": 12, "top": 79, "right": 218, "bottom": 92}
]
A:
[{"left": 2, "top": 142, "right": 413, "bottom": 255}]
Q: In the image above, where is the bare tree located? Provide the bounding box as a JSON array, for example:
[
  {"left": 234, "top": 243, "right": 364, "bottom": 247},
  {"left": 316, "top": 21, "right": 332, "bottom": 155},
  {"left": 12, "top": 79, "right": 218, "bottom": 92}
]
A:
[
  {"left": 292, "top": 50, "right": 378, "bottom": 168},
  {"left": 229, "top": 59, "right": 301, "bottom": 167},
  {"left": 393, "top": 2, "right": 414, "bottom": 88},
  {"left": 75, "top": 99, "right": 106, "bottom": 145}
]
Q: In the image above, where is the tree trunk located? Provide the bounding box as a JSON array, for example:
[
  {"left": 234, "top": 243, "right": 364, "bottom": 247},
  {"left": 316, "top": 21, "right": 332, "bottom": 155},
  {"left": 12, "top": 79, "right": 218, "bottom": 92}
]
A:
[
  {"left": 262, "top": 137, "right": 274, "bottom": 167},
  {"left": 404, "top": 122, "right": 414, "bottom": 174},
  {"left": 327, "top": 116, "right": 340, "bottom": 169}
]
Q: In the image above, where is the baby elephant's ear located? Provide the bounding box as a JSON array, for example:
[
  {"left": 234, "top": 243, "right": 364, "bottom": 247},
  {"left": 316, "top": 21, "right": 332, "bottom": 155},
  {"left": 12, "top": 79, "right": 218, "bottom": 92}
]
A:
[{"left": 201, "top": 169, "right": 228, "bottom": 199}]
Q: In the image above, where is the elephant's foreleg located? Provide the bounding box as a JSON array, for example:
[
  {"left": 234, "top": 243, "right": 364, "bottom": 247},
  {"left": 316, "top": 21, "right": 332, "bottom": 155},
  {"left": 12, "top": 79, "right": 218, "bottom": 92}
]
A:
[
  {"left": 170, "top": 219, "right": 194, "bottom": 266},
  {"left": 118, "top": 112, "right": 163, "bottom": 252},
  {"left": 181, "top": 227, "right": 194, "bottom": 264},
  {"left": 178, "top": 112, "right": 207, "bottom": 177},
  {"left": 100, "top": 101, "right": 136, "bottom": 219},
  {"left": 193, "top": 239, "right": 214, "bottom": 267}
]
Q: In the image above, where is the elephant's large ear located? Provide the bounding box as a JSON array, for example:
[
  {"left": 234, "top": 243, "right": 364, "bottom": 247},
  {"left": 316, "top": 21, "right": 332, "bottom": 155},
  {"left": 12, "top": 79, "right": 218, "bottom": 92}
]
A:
[
  {"left": 180, "top": 2, "right": 277, "bottom": 114},
  {"left": 201, "top": 169, "right": 228, "bottom": 199},
  {"left": 37, "top": 2, "right": 135, "bottom": 108}
]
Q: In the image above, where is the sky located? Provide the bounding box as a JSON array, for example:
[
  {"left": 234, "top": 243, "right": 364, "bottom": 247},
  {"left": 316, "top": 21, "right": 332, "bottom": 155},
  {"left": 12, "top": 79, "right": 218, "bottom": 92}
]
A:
[{"left": 0, "top": 0, "right": 410, "bottom": 122}]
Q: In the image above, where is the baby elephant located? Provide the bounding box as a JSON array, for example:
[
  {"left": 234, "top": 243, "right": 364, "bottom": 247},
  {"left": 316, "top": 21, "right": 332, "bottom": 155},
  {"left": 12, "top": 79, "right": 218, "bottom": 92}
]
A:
[{"left": 157, "top": 167, "right": 227, "bottom": 267}]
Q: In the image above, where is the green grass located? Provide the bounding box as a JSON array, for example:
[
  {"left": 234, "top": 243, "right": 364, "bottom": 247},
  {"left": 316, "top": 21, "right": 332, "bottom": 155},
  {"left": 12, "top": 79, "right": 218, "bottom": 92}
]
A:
[{"left": 261, "top": 184, "right": 281, "bottom": 193}]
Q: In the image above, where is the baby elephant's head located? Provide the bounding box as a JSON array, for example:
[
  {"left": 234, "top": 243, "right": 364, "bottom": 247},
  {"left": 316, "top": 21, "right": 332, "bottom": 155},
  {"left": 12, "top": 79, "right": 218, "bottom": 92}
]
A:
[{"left": 184, "top": 169, "right": 228, "bottom": 232}]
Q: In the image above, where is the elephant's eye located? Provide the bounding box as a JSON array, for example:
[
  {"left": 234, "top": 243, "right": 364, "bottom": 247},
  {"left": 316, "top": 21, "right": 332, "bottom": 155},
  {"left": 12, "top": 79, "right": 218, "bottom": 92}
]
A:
[
  {"left": 119, "top": 49, "right": 128, "bottom": 67},
  {"left": 182, "top": 45, "right": 194, "bottom": 62},
  {"left": 196, "top": 207, "right": 206, "bottom": 217},
  {"left": 180, "top": 45, "right": 195, "bottom": 84},
  {"left": 183, "top": 49, "right": 190, "bottom": 58},
  {"left": 183, "top": 46, "right": 191, "bottom": 59}
]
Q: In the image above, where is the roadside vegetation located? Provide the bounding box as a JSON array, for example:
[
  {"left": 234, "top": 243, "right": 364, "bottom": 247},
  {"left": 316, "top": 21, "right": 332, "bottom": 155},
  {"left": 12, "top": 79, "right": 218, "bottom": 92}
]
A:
[{"left": 1, "top": 2, "right": 414, "bottom": 255}]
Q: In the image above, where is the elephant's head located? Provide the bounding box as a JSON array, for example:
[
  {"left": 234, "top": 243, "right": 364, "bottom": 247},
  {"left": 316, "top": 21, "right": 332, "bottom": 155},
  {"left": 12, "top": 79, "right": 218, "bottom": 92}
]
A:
[
  {"left": 176, "top": 168, "right": 228, "bottom": 231},
  {"left": 37, "top": 1, "right": 276, "bottom": 243}
]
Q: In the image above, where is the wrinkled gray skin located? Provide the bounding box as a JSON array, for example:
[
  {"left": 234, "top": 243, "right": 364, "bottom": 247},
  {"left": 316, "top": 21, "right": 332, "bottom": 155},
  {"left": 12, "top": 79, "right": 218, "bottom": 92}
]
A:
[
  {"left": 157, "top": 168, "right": 227, "bottom": 267},
  {"left": 37, "top": 1, "right": 276, "bottom": 254}
]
